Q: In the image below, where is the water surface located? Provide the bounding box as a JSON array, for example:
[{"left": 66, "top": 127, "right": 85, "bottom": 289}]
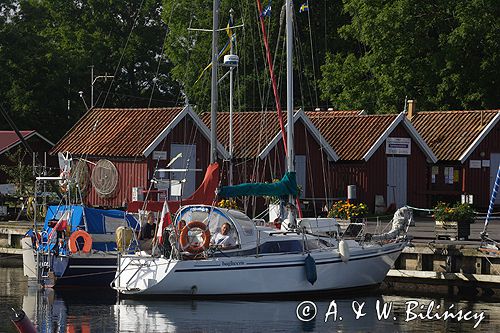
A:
[{"left": 1, "top": 268, "right": 499, "bottom": 332}]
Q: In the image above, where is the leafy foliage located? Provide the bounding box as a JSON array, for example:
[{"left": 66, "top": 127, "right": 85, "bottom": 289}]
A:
[
  {"left": 0, "top": 0, "right": 180, "bottom": 141},
  {"left": 433, "top": 202, "right": 475, "bottom": 223},
  {"left": 320, "top": 0, "right": 500, "bottom": 113},
  {"left": 0, "top": 0, "right": 497, "bottom": 144},
  {"left": 327, "top": 200, "right": 368, "bottom": 220}
]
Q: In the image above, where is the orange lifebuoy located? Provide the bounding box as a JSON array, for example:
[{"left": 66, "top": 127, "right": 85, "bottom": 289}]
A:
[
  {"left": 68, "top": 230, "right": 92, "bottom": 253},
  {"left": 179, "top": 221, "right": 211, "bottom": 254}
]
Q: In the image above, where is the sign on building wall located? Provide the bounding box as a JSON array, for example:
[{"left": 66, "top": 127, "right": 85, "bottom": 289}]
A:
[
  {"left": 386, "top": 137, "right": 411, "bottom": 155},
  {"left": 153, "top": 151, "right": 168, "bottom": 160},
  {"left": 469, "top": 160, "right": 481, "bottom": 168},
  {"left": 431, "top": 166, "right": 439, "bottom": 183}
]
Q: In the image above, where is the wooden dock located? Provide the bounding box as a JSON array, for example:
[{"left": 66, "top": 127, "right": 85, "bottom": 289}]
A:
[{"left": 371, "top": 215, "right": 500, "bottom": 297}]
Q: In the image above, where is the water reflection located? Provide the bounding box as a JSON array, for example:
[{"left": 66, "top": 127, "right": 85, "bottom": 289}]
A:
[{"left": 0, "top": 268, "right": 498, "bottom": 332}]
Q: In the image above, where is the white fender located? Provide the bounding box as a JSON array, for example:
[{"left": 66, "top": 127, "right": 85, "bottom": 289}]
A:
[{"left": 339, "top": 240, "right": 350, "bottom": 263}]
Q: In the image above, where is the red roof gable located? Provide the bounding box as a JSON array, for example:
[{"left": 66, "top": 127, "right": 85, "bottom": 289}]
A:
[
  {"left": 306, "top": 112, "right": 398, "bottom": 160},
  {"left": 201, "top": 112, "right": 282, "bottom": 159},
  {"left": 51, "top": 107, "right": 185, "bottom": 157},
  {"left": 0, "top": 130, "right": 36, "bottom": 154},
  {"left": 411, "top": 110, "right": 500, "bottom": 161}
]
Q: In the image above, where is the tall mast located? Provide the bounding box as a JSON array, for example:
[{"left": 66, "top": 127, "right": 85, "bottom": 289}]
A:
[
  {"left": 210, "top": 0, "right": 220, "bottom": 164},
  {"left": 229, "top": 8, "right": 235, "bottom": 185},
  {"left": 286, "top": 0, "right": 295, "bottom": 224}
]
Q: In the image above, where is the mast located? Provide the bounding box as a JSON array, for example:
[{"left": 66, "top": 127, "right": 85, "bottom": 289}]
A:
[
  {"left": 229, "top": 8, "right": 234, "bottom": 185},
  {"left": 210, "top": 0, "right": 220, "bottom": 164},
  {"left": 286, "top": 0, "right": 295, "bottom": 224}
]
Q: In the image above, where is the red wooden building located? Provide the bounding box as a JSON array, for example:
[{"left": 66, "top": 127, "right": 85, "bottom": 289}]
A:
[
  {"left": 202, "top": 110, "right": 338, "bottom": 216},
  {"left": 51, "top": 107, "right": 228, "bottom": 208},
  {"left": 410, "top": 108, "right": 500, "bottom": 208},
  {"left": 307, "top": 111, "right": 437, "bottom": 212}
]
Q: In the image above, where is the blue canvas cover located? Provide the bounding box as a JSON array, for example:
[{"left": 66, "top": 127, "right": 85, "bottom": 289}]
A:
[
  {"left": 42, "top": 205, "right": 139, "bottom": 252},
  {"left": 44, "top": 205, "right": 139, "bottom": 232}
]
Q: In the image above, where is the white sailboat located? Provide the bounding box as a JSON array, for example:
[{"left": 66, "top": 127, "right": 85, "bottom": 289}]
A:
[{"left": 112, "top": 0, "right": 411, "bottom": 296}]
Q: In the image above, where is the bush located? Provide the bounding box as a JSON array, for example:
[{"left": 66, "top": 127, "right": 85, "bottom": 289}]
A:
[
  {"left": 433, "top": 202, "right": 475, "bottom": 223},
  {"left": 327, "top": 200, "right": 368, "bottom": 220}
]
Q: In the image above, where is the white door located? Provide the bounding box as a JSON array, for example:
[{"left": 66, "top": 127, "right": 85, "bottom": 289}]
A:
[
  {"left": 295, "top": 155, "right": 306, "bottom": 198},
  {"left": 490, "top": 153, "right": 500, "bottom": 204},
  {"left": 387, "top": 157, "right": 407, "bottom": 209},
  {"left": 170, "top": 144, "right": 196, "bottom": 199}
]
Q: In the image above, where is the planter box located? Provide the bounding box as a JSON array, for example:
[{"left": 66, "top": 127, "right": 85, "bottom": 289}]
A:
[{"left": 435, "top": 220, "right": 470, "bottom": 241}]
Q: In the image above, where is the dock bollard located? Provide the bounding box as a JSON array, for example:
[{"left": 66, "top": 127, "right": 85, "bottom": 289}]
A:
[{"left": 10, "top": 308, "right": 37, "bottom": 333}]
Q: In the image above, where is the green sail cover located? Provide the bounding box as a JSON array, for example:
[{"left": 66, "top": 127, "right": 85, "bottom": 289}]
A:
[{"left": 219, "top": 172, "right": 298, "bottom": 198}]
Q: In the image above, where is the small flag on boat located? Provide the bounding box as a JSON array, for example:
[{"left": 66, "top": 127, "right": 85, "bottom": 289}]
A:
[
  {"left": 157, "top": 199, "right": 172, "bottom": 244},
  {"left": 48, "top": 210, "right": 70, "bottom": 241},
  {"left": 299, "top": 2, "right": 309, "bottom": 13},
  {"left": 260, "top": 0, "right": 272, "bottom": 17},
  {"left": 194, "top": 16, "right": 237, "bottom": 85}
]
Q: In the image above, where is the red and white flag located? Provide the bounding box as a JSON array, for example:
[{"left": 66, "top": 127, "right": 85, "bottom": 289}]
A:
[
  {"left": 48, "top": 210, "right": 70, "bottom": 240},
  {"left": 156, "top": 199, "right": 172, "bottom": 243}
]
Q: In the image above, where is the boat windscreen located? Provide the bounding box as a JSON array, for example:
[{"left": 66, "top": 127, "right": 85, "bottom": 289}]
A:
[{"left": 229, "top": 212, "right": 255, "bottom": 237}]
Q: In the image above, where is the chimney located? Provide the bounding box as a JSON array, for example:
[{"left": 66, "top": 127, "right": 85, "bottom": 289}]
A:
[{"left": 407, "top": 99, "right": 417, "bottom": 120}]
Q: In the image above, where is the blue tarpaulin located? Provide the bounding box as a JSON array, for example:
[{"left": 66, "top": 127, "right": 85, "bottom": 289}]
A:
[{"left": 42, "top": 205, "right": 139, "bottom": 251}]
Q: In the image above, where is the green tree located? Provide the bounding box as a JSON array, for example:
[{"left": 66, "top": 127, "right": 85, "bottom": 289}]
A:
[
  {"left": 0, "top": 0, "right": 181, "bottom": 141},
  {"left": 320, "top": 0, "right": 500, "bottom": 113},
  {"left": 162, "top": 0, "right": 348, "bottom": 113}
]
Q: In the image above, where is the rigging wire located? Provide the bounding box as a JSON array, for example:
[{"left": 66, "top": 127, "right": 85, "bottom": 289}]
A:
[
  {"left": 102, "top": 0, "right": 147, "bottom": 108},
  {"left": 306, "top": 2, "right": 319, "bottom": 106}
]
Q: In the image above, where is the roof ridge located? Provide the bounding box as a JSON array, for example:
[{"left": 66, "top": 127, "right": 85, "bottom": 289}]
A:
[{"left": 416, "top": 109, "right": 500, "bottom": 114}]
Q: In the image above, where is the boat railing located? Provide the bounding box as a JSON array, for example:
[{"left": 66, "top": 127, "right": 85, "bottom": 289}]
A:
[{"left": 111, "top": 253, "right": 156, "bottom": 290}]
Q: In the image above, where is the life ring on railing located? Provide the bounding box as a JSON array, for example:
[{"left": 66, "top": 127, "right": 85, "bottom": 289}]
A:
[
  {"left": 179, "top": 221, "right": 211, "bottom": 254},
  {"left": 68, "top": 230, "right": 92, "bottom": 253},
  {"left": 59, "top": 171, "right": 70, "bottom": 193}
]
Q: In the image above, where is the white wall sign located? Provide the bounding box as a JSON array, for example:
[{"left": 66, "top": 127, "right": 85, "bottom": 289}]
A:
[
  {"left": 469, "top": 160, "right": 481, "bottom": 168},
  {"left": 386, "top": 137, "right": 411, "bottom": 155},
  {"left": 482, "top": 160, "right": 490, "bottom": 167},
  {"left": 152, "top": 151, "right": 167, "bottom": 160}
]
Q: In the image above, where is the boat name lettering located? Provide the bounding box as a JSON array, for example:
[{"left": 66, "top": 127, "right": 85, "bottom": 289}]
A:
[
  {"left": 189, "top": 207, "right": 209, "bottom": 213},
  {"left": 296, "top": 300, "right": 485, "bottom": 328},
  {"left": 221, "top": 261, "right": 244, "bottom": 266}
]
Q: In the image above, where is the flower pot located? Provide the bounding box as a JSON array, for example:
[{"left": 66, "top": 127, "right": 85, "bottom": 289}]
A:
[{"left": 435, "top": 220, "right": 470, "bottom": 241}]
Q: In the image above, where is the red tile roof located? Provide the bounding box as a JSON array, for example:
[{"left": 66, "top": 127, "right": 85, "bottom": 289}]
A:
[
  {"left": 201, "top": 111, "right": 282, "bottom": 158},
  {"left": 52, "top": 107, "right": 184, "bottom": 157},
  {"left": 0, "top": 130, "right": 36, "bottom": 154},
  {"left": 306, "top": 112, "right": 398, "bottom": 160},
  {"left": 410, "top": 110, "right": 500, "bottom": 161},
  {"left": 308, "top": 110, "right": 362, "bottom": 116}
]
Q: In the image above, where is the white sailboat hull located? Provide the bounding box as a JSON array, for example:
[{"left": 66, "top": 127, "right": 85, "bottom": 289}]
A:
[{"left": 114, "top": 241, "right": 405, "bottom": 296}]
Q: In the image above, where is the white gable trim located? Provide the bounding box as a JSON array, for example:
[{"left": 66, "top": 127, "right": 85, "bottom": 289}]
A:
[
  {"left": 459, "top": 112, "right": 500, "bottom": 163},
  {"left": 363, "top": 112, "right": 438, "bottom": 162},
  {"left": 0, "top": 131, "right": 55, "bottom": 155},
  {"left": 142, "top": 106, "right": 229, "bottom": 159},
  {"left": 258, "top": 109, "right": 339, "bottom": 161},
  {"left": 363, "top": 113, "right": 404, "bottom": 161},
  {"left": 401, "top": 117, "right": 438, "bottom": 163}
]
